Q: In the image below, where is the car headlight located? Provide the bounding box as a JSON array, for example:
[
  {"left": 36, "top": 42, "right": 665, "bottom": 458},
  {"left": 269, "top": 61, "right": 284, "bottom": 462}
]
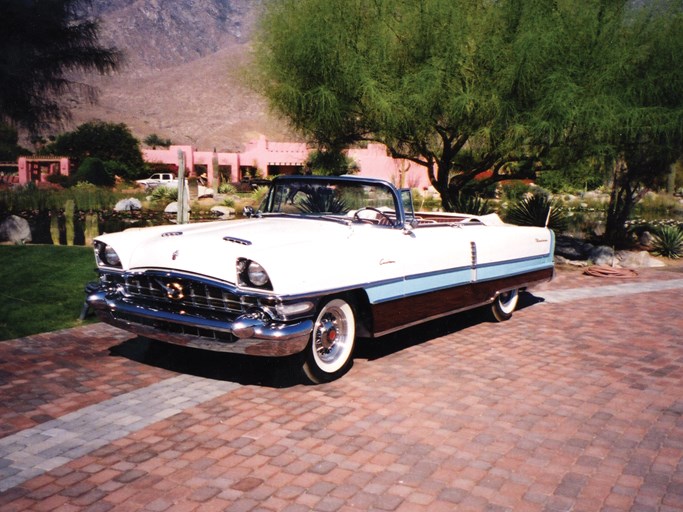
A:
[
  {"left": 94, "top": 242, "right": 122, "bottom": 268},
  {"left": 248, "top": 261, "right": 269, "bottom": 286},
  {"left": 237, "top": 258, "right": 272, "bottom": 289}
]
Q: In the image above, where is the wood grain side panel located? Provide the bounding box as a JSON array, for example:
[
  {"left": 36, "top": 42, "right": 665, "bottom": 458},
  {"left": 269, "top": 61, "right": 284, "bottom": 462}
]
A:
[{"left": 370, "top": 267, "right": 553, "bottom": 336}]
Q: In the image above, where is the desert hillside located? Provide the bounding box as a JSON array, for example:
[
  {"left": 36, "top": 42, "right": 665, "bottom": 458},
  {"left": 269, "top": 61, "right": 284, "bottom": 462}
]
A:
[{"left": 67, "top": 0, "right": 297, "bottom": 151}]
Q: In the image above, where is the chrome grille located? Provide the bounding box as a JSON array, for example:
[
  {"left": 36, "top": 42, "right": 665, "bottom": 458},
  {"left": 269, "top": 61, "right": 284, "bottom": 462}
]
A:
[{"left": 122, "top": 273, "right": 245, "bottom": 316}]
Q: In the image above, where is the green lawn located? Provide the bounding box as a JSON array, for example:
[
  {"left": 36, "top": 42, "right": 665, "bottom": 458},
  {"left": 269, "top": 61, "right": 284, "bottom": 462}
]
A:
[{"left": 0, "top": 245, "right": 99, "bottom": 340}]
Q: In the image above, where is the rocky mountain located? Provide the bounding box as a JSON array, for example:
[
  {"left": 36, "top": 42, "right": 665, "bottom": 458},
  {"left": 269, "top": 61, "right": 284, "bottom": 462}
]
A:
[{"left": 67, "top": 0, "right": 297, "bottom": 151}]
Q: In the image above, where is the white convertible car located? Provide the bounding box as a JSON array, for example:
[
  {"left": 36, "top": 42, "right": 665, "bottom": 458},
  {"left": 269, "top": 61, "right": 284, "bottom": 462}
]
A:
[{"left": 87, "top": 175, "right": 554, "bottom": 382}]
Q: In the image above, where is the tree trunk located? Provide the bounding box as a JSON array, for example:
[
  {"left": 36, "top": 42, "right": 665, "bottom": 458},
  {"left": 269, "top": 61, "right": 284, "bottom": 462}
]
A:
[{"left": 604, "top": 157, "right": 636, "bottom": 247}]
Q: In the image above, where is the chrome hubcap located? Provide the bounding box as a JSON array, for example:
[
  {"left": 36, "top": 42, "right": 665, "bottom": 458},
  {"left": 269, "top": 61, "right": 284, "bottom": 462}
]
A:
[{"left": 314, "top": 310, "right": 346, "bottom": 362}]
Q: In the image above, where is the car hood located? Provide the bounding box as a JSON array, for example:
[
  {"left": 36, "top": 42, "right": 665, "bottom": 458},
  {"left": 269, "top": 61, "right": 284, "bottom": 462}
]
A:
[{"left": 96, "top": 217, "right": 360, "bottom": 292}]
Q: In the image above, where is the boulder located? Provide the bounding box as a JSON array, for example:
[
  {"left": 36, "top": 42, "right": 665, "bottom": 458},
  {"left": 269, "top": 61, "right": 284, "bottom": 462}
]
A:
[
  {"left": 588, "top": 245, "right": 616, "bottom": 266},
  {"left": 616, "top": 250, "right": 666, "bottom": 269},
  {"left": 114, "top": 198, "right": 142, "bottom": 211},
  {"left": 210, "top": 206, "right": 235, "bottom": 219},
  {"left": 638, "top": 231, "right": 655, "bottom": 247},
  {"left": 164, "top": 202, "right": 179, "bottom": 214},
  {"left": 0, "top": 215, "right": 32, "bottom": 244},
  {"left": 198, "top": 186, "right": 214, "bottom": 198},
  {"left": 164, "top": 201, "right": 192, "bottom": 215},
  {"left": 554, "top": 235, "right": 594, "bottom": 260}
]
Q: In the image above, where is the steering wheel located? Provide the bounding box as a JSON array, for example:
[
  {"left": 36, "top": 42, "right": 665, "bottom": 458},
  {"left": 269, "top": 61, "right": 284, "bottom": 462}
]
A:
[{"left": 353, "top": 207, "right": 394, "bottom": 226}]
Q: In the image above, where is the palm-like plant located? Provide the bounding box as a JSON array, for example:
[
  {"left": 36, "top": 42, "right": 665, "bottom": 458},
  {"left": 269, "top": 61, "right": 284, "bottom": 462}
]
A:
[
  {"left": 298, "top": 189, "right": 348, "bottom": 214},
  {"left": 505, "top": 192, "right": 567, "bottom": 231},
  {"left": 449, "top": 192, "right": 493, "bottom": 216},
  {"left": 652, "top": 225, "right": 683, "bottom": 259}
]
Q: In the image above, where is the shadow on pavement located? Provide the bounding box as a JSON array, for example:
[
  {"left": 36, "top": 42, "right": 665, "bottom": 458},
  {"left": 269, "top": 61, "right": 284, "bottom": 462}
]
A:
[
  {"left": 356, "top": 291, "right": 544, "bottom": 361},
  {"left": 110, "top": 338, "right": 305, "bottom": 388},
  {"left": 110, "top": 292, "right": 546, "bottom": 386}
]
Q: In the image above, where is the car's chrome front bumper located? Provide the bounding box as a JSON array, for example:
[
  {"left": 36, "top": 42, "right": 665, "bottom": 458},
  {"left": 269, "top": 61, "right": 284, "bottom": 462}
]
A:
[{"left": 87, "top": 289, "right": 313, "bottom": 357}]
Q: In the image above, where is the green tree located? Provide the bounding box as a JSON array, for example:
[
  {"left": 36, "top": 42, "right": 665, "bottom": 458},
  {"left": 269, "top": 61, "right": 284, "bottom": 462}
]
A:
[
  {"left": 0, "top": 124, "right": 30, "bottom": 161},
  {"left": 0, "top": 0, "right": 122, "bottom": 132},
  {"left": 544, "top": 0, "right": 683, "bottom": 244},
  {"left": 305, "top": 149, "right": 356, "bottom": 176},
  {"left": 255, "top": 0, "right": 683, "bottom": 226},
  {"left": 72, "top": 157, "right": 114, "bottom": 187},
  {"left": 255, "top": 0, "right": 562, "bottom": 210},
  {"left": 47, "top": 121, "right": 145, "bottom": 180}
]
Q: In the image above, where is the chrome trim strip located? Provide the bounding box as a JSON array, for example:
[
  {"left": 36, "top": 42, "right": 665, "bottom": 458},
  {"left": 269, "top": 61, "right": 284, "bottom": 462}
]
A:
[
  {"left": 223, "top": 236, "right": 252, "bottom": 245},
  {"left": 87, "top": 290, "right": 312, "bottom": 357}
]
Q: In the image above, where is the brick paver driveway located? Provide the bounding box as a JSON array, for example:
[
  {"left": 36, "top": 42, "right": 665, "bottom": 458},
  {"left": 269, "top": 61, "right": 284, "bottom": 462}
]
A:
[{"left": 1, "top": 266, "right": 682, "bottom": 511}]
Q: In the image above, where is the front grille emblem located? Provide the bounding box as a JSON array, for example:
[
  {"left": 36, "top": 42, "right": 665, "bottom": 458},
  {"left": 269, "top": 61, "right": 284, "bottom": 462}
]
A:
[{"left": 161, "top": 281, "right": 184, "bottom": 300}]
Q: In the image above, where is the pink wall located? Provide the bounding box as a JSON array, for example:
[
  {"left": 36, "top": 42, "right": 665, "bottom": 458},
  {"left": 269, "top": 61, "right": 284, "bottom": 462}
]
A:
[
  {"left": 348, "top": 143, "right": 429, "bottom": 190},
  {"left": 15, "top": 136, "right": 431, "bottom": 189},
  {"left": 142, "top": 135, "right": 431, "bottom": 190}
]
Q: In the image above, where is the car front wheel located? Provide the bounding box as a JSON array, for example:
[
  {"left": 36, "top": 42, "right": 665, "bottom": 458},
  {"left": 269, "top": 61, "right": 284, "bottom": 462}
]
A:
[
  {"left": 303, "top": 297, "right": 356, "bottom": 383},
  {"left": 491, "top": 289, "right": 519, "bottom": 322}
]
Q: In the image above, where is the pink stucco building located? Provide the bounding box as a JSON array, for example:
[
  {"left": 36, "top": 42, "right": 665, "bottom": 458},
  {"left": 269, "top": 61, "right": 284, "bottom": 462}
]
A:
[
  {"left": 16, "top": 135, "right": 431, "bottom": 189},
  {"left": 143, "top": 135, "right": 431, "bottom": 190},
  {"left": 17, "top": 156, "right": 70, "bottom": 185}
]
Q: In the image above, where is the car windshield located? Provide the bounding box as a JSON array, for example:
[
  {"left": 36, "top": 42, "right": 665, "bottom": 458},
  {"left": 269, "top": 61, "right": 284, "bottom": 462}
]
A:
[{"left": 260, "top": 177, "right": 401, "bottom": 224}]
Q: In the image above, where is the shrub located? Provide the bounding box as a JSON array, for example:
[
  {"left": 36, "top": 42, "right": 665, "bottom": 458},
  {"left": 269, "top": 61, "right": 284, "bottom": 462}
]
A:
[
  {"left": 412, "top": 189, "right": 442, "bottom": 212},
  {"left": 505, "top": 192, "right": 568, "bottom": 231},
  {"left": 149, "top": 186, "right": 178, "bottom": 203},
  {"left": 651, "top": 225, "right": 683, "bottom": 259},
  {"left": 449, "top": 192, "right": 493, "bottom": 215},
  {"left": 251, "top": 185, "right": 269, "bottom": 206},
  {"left": 73, "top": 157, "right": 115, "bottom": 187},
  {"left": 45, "top": 173, "right": 69, "bottom": 187},
  {"left": 501, "top": 182, "right": 533, "bottom": 202},
  {"left": 103, "top": 160, "right": 131, "bottom": 181},
  {"left": 218, "top": 182, "right": 237, "bottom": 194}
]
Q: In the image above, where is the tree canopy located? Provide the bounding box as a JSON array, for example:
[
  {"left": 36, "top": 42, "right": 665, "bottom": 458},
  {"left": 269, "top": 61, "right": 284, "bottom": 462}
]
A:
[
  {"left": 0, "top": 124, "right": 30, "bottom": 161},
  {"left": 0, "top": 0, "right": 122, "bottom": 132},
  {"left": 46, "top": 121, "right": 145, "bottom": 180},
  {"left": 544, "top": 0, "right": 683, "bottom": 242},
  {"left": 255, "top": 0, "right": 683, "bottom": 222}
]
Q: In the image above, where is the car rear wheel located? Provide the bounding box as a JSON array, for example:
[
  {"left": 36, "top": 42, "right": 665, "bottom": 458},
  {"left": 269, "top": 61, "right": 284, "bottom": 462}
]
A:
[
  {"left": 303, "top": 297, "right": 356, "bottom": 383},
  {"left": 491, "top": 289, "right": 519, "bottom": 322}
]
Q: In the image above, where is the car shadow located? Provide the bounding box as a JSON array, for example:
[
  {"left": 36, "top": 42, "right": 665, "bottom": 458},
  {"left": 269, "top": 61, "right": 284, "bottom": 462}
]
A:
[
  {"left": 355, "top": 291, "right": 544, "bottom": 361},
  {"left": 109, "top": 338, "right": 305, "bottom": 388},
  {"left": 109, "top": 292, "right": 546, "bottom": 387}
]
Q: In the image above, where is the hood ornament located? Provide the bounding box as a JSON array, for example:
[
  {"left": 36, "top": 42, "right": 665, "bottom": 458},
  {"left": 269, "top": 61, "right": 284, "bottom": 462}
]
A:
[{"left": 172, "top": 250, "right": 179, "bottom": 260}]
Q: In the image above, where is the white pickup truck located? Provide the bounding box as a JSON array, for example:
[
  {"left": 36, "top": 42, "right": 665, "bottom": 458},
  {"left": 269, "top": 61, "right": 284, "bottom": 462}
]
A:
[
  {"left": 136, "top": 172, "right": 214, "bottom": 197},
  {"left": 136, "top": 173, "right": 177, "bottom": 189}
]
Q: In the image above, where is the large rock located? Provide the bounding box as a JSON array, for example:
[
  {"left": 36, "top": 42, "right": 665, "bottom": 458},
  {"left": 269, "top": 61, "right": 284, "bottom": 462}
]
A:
[
  {"left": 114, "top": 198, "right": 142, "bottom": 211},
  {"left": 554, "top": 235, "right": 594, "bottom": 260},
  {"left": 638, "top": 231, "right": 655, "bottom": 247},
  {"left": 164, "top": 201, "right": 192, "bottom": 215},
  {"left": 617, "top": 250, "right": 666, "bottom": 269},
  {"left": 210, "top": 206, "right": 235, "bottom": 219},
  {"left": 0, "top": 215, "right": 32, "bottom": 244},
  {"left": 588, "top": 245, "right": 616, "bottom": 266}
]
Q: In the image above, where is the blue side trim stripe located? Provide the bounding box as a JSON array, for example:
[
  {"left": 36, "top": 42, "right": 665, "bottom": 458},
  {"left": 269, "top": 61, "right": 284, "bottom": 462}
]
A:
[
  {"left": 476, "top": 254, "right": 553, "bottom": 281},
  {"left": 365, "top": 253, "right": 552, "bottom": 304}
]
